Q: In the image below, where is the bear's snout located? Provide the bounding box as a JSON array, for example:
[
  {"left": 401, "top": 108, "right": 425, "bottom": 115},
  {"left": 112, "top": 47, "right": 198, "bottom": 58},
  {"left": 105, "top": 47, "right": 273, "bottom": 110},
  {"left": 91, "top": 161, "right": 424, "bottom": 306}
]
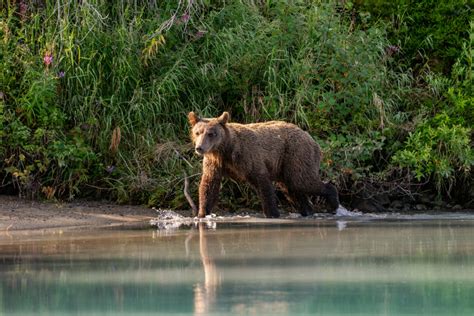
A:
[{"left": 195, "top": 146, "right": 204, "bottom": 155}]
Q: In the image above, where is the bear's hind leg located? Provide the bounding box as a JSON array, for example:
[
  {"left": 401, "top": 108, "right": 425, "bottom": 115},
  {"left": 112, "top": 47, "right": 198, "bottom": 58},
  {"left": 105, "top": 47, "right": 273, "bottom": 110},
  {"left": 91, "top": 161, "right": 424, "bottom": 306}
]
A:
[
  {"left": 282, "top": 188, "right": 313, "bottom": 217},
  {"left": 250, "top": 175, "right": 280, "bottom": 218},
  {"left": 297, "top": 180, "right": 340, "bottom": 213},
  {"left": 292, "top": 193, "right": 314, "bottom": 216},
  {"left": 319, "top": 182, "right": 340, "bottom": 213}
]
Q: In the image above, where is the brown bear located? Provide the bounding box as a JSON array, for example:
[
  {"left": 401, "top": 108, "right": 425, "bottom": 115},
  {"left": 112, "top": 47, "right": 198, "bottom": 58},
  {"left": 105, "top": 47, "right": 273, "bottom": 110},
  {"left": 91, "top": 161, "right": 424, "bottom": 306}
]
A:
[{"left": 188, "top": 111, "right": 340, "bottom": 218}]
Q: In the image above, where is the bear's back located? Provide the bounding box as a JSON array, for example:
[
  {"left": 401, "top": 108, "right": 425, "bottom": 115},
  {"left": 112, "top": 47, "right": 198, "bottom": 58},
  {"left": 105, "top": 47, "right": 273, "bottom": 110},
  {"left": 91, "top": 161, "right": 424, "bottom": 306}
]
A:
[
  {"left": 228, "top": 120, "right": 311, "bottom": 144},
  {"left": 228, "top": 121, "right": 300, "bottom": 137}
]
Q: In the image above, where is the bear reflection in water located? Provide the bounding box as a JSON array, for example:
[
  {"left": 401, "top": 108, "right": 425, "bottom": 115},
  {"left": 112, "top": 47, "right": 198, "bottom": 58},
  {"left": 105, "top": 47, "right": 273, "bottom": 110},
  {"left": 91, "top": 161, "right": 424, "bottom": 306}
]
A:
[{"left": 193, "top": 222, "right": 219, "bottom": 315}]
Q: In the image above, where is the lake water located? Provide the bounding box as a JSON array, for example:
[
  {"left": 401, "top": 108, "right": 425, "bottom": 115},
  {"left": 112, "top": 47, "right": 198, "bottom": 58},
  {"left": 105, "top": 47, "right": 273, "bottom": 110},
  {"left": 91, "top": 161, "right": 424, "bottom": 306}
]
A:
[{"left": 1, "top": 214, "right": 474, "bottom": 315}]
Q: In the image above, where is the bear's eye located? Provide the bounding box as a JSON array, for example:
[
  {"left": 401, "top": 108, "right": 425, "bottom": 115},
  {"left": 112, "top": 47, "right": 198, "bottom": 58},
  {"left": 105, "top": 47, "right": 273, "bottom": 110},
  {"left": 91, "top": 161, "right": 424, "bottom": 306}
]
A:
[{"left": 207, "top": 132, "right": 215, "bottom": 137}]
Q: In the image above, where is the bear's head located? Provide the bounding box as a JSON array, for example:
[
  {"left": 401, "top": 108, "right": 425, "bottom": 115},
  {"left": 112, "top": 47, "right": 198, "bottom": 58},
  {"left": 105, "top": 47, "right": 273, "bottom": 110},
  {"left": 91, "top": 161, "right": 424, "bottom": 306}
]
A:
[{"left": 188, "top": 111, "right": 229, "bottom": 155}]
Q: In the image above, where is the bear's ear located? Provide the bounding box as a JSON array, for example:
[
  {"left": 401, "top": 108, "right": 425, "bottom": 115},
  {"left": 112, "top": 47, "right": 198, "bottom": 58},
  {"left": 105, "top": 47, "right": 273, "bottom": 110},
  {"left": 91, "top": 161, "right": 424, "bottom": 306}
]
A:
[
  {"left": 188, "top": 112, "right": 200, "bottom": 126},
  {"left": 217, "top": 112, "right": 230, "bottom": 125}
]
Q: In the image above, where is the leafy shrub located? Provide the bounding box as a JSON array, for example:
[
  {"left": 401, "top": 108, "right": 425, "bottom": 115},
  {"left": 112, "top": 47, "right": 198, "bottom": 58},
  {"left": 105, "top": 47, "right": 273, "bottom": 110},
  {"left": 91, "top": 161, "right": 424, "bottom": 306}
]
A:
[
  {"left": 354, "top": 0, "right": 472, "bottom": 74},
  {"left": 321, "top": 132, "right": 386, "bottom": 182},
  {"left": 0, "top": 4, "right": 98, "bottom": 199},
  {"left": 392, "top": 123, "right": 473, "bottom": 192},
  {"left": 392, "top": 22, "right": 473, "bottom": 194}
]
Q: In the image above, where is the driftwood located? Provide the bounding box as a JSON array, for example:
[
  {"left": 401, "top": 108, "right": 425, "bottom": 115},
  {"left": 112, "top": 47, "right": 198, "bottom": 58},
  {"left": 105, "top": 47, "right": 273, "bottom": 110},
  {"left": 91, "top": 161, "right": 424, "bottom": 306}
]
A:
[{"left": 184, "top": 171, "right": 198, "bottom": 216}]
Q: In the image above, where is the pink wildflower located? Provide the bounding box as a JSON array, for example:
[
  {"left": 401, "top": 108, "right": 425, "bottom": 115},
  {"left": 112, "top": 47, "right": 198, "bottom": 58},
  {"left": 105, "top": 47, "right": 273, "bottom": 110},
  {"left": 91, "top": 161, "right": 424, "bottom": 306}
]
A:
[
  {"left": 195, "top": 30, "right": 206, "bottom": 39},
  {"left": 385, "top": 45, "right": 400, "bottom": 57},
  {"left": 180, "top": 13, "right": 190, "bottom": 23},
  {"left": 43, "top": 53, "right": 53, "bottom": 66},
  {"left": 19, "top": 1, "right": 28, "bottom": 17}
]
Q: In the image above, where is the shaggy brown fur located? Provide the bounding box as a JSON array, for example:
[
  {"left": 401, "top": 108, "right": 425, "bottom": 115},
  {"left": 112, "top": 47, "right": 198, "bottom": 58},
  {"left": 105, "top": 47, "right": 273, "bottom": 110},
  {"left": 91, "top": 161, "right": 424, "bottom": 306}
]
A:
[{"left": 188, "top": 111, "right": 340, "bottom": 218}]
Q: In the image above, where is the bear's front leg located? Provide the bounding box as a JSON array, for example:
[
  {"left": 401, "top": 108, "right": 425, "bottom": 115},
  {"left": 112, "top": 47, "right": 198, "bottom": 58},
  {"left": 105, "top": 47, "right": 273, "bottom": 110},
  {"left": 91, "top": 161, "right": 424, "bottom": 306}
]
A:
[{"left": 198, "top": 159, "right": 223, "bottom": 218}]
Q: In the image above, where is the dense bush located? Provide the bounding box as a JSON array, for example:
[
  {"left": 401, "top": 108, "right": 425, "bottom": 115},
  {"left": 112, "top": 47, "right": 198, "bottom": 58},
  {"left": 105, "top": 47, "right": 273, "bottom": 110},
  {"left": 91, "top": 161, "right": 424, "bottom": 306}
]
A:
[
  {"left": 0, "top": 1, "right": 472, "bottom": 208},
  {"left": 354, "top": 2, "right": 474, "bottom": 199},
  {"left": 353, "top": 0, "right": 472, "bottom": 74},
  {"left": 392, "top": 24, "right": 473, "bottom": 194}
]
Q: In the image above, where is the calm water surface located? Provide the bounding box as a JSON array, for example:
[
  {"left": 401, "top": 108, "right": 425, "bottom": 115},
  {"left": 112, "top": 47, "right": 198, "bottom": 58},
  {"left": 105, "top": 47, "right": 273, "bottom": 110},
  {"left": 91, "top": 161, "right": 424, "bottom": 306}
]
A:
[{"left": 1, "top": 215, "right": 474, "bottom": 315}]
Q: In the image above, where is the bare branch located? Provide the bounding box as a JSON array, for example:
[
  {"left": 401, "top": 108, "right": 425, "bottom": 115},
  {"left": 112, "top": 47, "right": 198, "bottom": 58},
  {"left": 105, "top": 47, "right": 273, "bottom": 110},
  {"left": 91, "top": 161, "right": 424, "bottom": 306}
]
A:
[{"left": 184, "top": 171, "right": 198, "bottom": 216}]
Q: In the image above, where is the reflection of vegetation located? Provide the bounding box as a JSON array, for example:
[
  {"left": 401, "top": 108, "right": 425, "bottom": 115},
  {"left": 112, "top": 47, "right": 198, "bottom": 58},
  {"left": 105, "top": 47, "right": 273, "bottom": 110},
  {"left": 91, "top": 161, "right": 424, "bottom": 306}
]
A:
[
  {"left": 0, "top": 281, "right": 196, "bottom": 314},
  {"left": 2, "top": 276, "right": 474, "bottom": 315},
  {"left": 0, "top": 1, "right": 472, "bottom": 207}
]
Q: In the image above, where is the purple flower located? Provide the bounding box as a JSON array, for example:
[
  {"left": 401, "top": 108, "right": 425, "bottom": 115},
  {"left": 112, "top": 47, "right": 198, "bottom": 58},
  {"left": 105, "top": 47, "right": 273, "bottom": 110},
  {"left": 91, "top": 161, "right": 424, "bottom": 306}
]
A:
[
  {"left": 106, "top": 165, "right": 116, "bottom": 173},
  {"left": 19, "top": 2, "right": 28, "bottom": 17},
  {"left": 180, "top": 13, "right": 190, "bottom": 23},
  {"left": 385, "top": 45, "right": 400, "bottom": 57},
  {"left": 195, "top": 30, "right": 206, "bottom": 39},
  {"left": 58, "top": 71, "right": 65, "bottom": 78},
  {"left": 43, "top": 53, "right": 53, "bottom": 66}
]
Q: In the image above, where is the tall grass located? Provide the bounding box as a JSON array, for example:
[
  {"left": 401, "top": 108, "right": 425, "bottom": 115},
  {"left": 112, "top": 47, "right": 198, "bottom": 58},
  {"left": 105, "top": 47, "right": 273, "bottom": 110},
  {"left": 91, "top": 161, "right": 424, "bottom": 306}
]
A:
[{"left": 1, "top": 1, "right": 472, "bottom": 207}]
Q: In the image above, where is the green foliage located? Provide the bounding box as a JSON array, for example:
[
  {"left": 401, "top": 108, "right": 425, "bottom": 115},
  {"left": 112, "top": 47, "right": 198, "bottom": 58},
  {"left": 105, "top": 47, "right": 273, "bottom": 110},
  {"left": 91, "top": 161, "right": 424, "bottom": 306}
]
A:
[
  {"left": 351, "top": 1, "right": 473, "bottom": 197},
  {"left": 392, "top": 123, "right": 473, "bottom": 191},
  {"left": 0, "top": 0, "right": 471, "bottom": 206},
  {"left": 354, "top": 0, "right": 472, "bottom": 74},
  {"left": 180, "top": 2, "right": 405, "bottom": 135},
  {"left": 0, "top": 2, "right": 98, "bottom": 199},
  {"left": 321, "top": 132, "right": 386, "bottom": 182},
  {"left": 392, "top": 20, "right": 473, "bottom": 194},
  {"left": 447, "top": 21, "right": 474, "bottom": 127}
]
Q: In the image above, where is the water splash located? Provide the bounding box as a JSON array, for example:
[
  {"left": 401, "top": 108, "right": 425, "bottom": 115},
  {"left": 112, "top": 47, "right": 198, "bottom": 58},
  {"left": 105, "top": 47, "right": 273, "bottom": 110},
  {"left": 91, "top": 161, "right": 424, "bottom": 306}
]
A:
[
  {"left": 150, "top": 206, "right": 474, "bottom": 232},
  {"left": 336, "top": 205, "right": 363, "bottom": 217},
  {"left": 150, "top": 208, "right": 193, "bottom": 232},
  {"left": 153, "top": 208, "right": 185, "bottom": 220},
  {"left": 150, "top": 209, "right": 254, "bottom": 231}
]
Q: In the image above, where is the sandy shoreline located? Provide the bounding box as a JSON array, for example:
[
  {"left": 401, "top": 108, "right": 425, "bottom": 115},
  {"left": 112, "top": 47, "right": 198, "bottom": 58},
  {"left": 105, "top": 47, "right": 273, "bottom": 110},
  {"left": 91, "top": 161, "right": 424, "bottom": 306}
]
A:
[
  {"left": 0, "top": 195, "right": 311, "bottom": 234},
  {"left": 0, "top": 195, "right": 161, "bottom": 233}
]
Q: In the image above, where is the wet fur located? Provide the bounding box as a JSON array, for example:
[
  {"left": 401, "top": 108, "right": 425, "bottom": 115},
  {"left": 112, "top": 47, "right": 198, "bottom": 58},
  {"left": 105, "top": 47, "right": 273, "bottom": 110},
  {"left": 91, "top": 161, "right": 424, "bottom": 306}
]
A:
[{"left": 189, "top": 112, "right": 340, "bottom": 218}]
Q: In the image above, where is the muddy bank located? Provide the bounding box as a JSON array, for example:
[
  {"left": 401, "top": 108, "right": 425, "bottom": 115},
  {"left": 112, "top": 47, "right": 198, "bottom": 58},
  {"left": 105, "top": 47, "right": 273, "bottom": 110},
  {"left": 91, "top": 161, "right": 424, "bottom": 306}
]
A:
[
  {"left": 0, "top": 195, "right": 306, "bottom": 233},
  {"left": 0, "top": 195, "right": 160, "bottom": 232},
  {"left": 1, "top": 195, "right": 472, "bottom": 234}
]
